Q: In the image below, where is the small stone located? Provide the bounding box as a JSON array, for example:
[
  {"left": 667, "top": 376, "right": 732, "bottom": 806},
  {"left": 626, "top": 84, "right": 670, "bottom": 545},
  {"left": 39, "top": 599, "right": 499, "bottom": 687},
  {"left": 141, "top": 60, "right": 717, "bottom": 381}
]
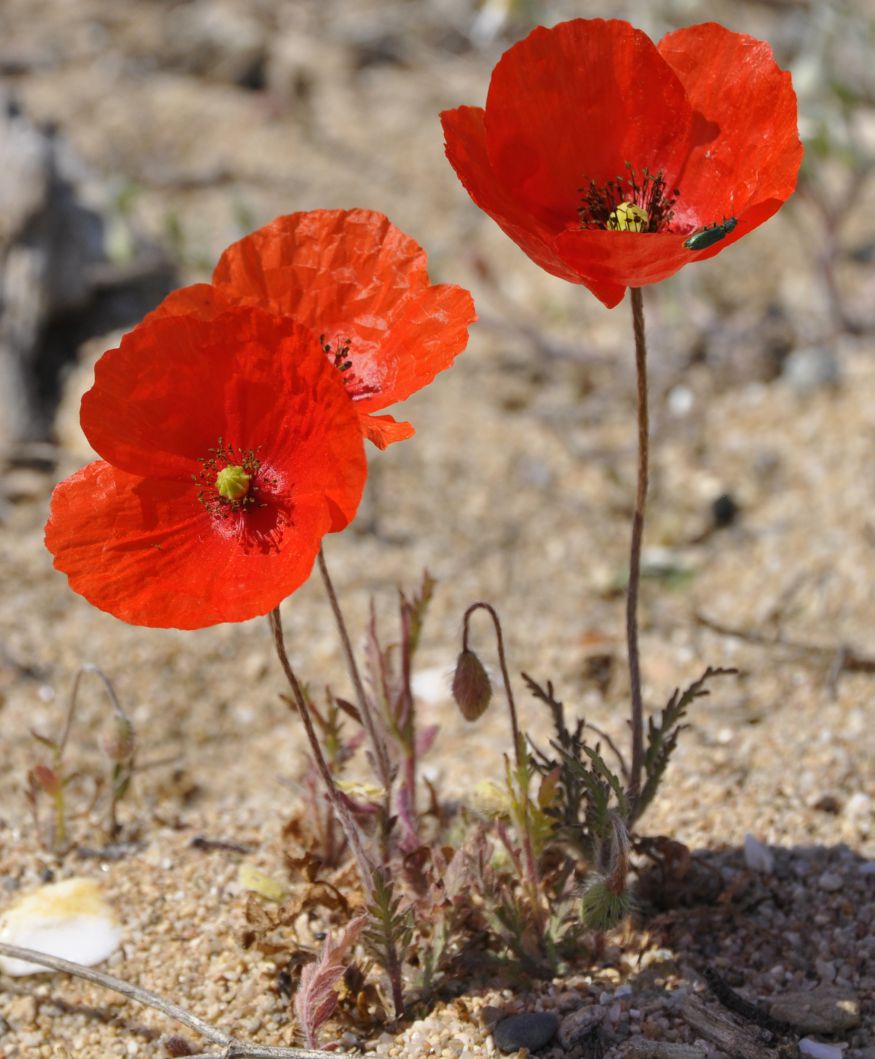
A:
[
  {"left": 859, "top": 861, "right": 875, "bottom": 876},
  {"left": 817, "top": 871, "right": 843, "bottom": 892},
  {"left": 744, "top": 833, "right": 775, "bottom": 874},
  {"left": 782, "top": 346, "right": 841, "bottom": 393},
  {"left": 770, "top": 986, "right": 860, "bottom": 1034},
  {"left": 799, "top": 1040, "right": 844, "bottom": 1059},
  {"left": 559, "top": 1006, "right": 603, "bottom": 1049},
  {"left": 493, "top": 1011, "right": 560, "bottom": 1054}
]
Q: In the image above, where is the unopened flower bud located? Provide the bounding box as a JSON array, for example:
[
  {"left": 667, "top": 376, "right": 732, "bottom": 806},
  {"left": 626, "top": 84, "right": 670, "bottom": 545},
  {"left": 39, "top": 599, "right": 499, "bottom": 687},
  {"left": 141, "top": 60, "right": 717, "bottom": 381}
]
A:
[
  {"left": 452, "top": 649, "right": 492, "bottom": 721},
  {"left": 580, "top": 874, "right": 631, "bottom": 931},
  {"left": 102, "top": 716, "right": 135, "bottom": 763},
  {"left": 29, "top": 764, "right": 61, "bottom": 797}
]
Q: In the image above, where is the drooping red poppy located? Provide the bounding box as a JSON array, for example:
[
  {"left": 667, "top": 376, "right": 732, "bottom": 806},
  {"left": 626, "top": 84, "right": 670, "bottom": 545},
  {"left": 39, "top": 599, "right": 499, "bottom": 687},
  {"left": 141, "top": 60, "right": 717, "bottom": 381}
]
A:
[
  {"left": 146, "top": 209, "right": 476, "bottom": 449},
  {"left": 441, "top": 19, "right": 802, "bottom": 309},
  {"left": 45, "top": 308, "right": 367, "bottom": 629}
]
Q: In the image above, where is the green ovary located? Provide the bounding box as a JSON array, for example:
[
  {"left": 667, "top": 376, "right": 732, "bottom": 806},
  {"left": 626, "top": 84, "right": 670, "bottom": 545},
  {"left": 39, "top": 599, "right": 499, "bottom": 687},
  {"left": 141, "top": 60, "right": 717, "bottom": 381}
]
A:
[{"left": 215, "top": 465, "right": 251, "bottom": 501}]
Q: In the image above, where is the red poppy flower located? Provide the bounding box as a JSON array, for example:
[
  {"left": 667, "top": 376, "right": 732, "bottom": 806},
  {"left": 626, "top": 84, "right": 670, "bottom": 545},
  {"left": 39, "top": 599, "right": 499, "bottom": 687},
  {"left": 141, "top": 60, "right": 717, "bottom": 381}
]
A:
[
  {"left": 45, "top": 308, "right": 367, "bottom": 629},
  {"left": 146, "top": 209, "right": 476, "bottom": 449},
  {"left": 441, "top": 19, "right": 802, "bottom": 308}
]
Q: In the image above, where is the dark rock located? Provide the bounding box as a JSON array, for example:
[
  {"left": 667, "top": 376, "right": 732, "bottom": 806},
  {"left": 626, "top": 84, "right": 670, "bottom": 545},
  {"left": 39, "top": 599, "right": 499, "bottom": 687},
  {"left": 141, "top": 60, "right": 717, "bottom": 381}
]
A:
[{"left": 493, "top": 1011, "right": 560, "bottom": 1054}]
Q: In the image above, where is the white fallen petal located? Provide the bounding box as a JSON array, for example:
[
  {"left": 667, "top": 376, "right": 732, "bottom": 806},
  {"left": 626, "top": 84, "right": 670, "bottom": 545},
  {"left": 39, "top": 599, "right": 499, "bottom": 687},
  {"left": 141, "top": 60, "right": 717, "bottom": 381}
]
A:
[
  {"left": 799, "top": 1039, "right": 845, "bottom": 1059},
  {"left": 0, "top": 877, "right": 122, "bottom": 976},
  {"left": 744, "top": 833, "right": 775, "bottom": 874},
  {"left": 411, "top": 665, "right": 451, "bottom": 706}
]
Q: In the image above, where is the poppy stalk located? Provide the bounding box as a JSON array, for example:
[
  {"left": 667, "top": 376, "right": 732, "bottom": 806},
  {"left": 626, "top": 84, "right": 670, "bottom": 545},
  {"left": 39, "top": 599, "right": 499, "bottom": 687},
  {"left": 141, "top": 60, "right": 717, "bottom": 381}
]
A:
[{"left": 442, "top": 18, "right": 801, "bottom": 807}]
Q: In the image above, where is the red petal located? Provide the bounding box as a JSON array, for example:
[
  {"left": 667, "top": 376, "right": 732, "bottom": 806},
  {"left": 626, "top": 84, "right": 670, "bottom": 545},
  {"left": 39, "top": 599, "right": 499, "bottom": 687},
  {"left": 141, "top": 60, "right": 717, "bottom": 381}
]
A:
[
  {"left": 212, "top": 209, "right": 475, "bottom": 416},
  {"left": 359, "top": 413, "right": 415, "bottom": 450},
  {"left": 484, "top": 19, "right": 693, "bottom": 229},
  {"left": 81, "top": 309, "right": 363, "bottom": 514},
  {"left": 350, "top": 282, "right": 476, "bottom": 413},
  {"left": 658, "top": 23, "right": 802, "bottom": 230},
  {"left": 45, "top": 462, "right": 332, "bottom": 629},
  {"left": 441, "top": 105, "right": 585, "bottom": 284},
  {"left": 554, "top": 229, "right": 692, "bottom": 290}
]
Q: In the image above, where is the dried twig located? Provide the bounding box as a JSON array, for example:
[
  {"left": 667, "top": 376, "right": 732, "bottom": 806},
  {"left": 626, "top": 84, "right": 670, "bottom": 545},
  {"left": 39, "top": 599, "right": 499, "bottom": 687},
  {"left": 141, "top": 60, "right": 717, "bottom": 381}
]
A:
[
  {"left": 0, "top": 942, "right": 354, "bottom": 1058},
  {"left": 695, "top": 612, "right": 875, "bottom": 673}
]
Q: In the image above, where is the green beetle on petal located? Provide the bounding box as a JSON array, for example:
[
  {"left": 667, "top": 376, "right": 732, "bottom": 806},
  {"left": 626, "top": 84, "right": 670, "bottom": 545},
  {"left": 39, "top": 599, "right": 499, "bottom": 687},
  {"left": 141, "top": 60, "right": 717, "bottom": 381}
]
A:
[{"left": 684, "top": 216, "right": 738, "bottom": 251}]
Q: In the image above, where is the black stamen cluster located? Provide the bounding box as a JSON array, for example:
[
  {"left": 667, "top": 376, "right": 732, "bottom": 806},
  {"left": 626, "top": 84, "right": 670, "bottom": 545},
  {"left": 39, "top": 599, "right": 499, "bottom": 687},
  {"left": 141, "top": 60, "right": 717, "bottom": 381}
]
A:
[{"left": 578, "top": 162, "right": 680, "bottom": 232}]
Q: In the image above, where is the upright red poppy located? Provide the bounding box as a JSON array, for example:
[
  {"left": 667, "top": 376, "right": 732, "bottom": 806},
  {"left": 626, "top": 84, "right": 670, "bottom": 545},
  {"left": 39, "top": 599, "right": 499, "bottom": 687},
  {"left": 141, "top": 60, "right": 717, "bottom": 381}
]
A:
[
  {"left": 45, "top": 308, "right": 367, "bottom": 629},
  {"left": 147, "top": 209, "right": 476, "bottom": 449},
  {"left": 441, "top": 19, "right": 801, "bottom": 308}
]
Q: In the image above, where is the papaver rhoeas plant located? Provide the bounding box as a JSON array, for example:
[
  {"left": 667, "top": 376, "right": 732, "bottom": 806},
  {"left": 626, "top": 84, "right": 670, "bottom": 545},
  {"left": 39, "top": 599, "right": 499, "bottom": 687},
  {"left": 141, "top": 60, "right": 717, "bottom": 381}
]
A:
[
  {"left": 441, "top": 16, "right": 800, "bottom": 927},
  {"left": 45, "top": 307, "right": 367, "bottom": 630},
  {"left": 147, "top": 208, "right": 476, "bottom": 449},
  {"left": 441, "top": 19, "right": 802, "bottom": 308}
]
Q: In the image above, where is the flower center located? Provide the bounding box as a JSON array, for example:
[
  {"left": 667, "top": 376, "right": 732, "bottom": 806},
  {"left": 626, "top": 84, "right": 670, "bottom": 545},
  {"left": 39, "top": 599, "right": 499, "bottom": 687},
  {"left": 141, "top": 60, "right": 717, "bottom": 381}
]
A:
[
  {"left": 193, "top": 438, "right": 276, "bottom": 519},
  {"left": 578, "top": 163, "right": 679, "bottom": 233},
  {"left": 215, "top": 465, "right": 250, "bottom": 501}
]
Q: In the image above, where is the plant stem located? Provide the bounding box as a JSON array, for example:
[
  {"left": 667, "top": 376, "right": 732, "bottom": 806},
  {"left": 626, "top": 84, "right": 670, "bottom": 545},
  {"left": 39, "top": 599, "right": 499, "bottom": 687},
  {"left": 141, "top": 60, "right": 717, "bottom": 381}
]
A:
[
  {"left": 462, "top": 602, "right": 521, "bottom": 767},
  {"left": 627, "top": 287, "right": 649, "bottom": 806},
  {"left": 269, "top": 607, "right": 374, "bottom": 899},
  {"left": 317, "top": 545, "right": 392, "bottom": 788},
  {"left": 0, "top": 942, "right": 349, "bottom": 1058}
]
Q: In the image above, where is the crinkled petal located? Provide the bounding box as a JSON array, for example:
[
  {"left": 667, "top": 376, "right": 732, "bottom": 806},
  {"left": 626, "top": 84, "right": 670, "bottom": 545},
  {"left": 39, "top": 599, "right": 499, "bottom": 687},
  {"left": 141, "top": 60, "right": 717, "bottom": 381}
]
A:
[
  {"left": 658, "top": 23, "right": 802, "bottom": 229},
  {"left": 484, "top": 19, "right": 693, "bottom": 227},
  {"left": 45, "top": 462, "right": 332, "bottom": 629},
  {"left": 211, "top": 209, "right": 474, "bottom": 416},
  {"left": 81, "top": 309, "right": 364, "bottom": 523},
  {"left": 349, "top": 282, "right": 475, "bottom": 413},
  {"left": 359, "top": 413, "right": 415, "bottom": 450}
]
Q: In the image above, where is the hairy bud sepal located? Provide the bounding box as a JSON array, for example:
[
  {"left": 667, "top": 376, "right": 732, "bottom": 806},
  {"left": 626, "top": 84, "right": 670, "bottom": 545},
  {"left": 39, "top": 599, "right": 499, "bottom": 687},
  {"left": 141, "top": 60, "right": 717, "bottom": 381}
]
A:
[
  {"left": 452, "top": 648, "right": 492, "bottom": 721},
  {"left": 580, "top": 874, "right": 631, "bottom": 931}
]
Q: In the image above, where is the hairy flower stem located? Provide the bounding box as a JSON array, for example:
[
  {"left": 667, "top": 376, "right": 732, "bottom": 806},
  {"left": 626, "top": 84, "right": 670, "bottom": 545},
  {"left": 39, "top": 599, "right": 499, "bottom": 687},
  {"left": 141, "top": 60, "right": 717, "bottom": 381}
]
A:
[
  {"left": 462, "top": 602, "right": 521, "bottom": 767},
  {"left": 269, "top": 607, "right": 375, "bottom": 899},
  {"left": 317, "top": 546, "right": 392, "bottom": 790},
  {"left": 627, "top": 288, "right": 649, "bottom": 808}
]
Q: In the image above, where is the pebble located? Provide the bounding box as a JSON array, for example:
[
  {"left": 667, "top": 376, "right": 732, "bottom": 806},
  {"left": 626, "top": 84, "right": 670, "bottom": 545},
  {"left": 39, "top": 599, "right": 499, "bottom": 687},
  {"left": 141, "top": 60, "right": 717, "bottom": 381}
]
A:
[
  {"left": 493, "top": 1012, "right": 559, "bottom": 1054},
  {"left": 770, "top": 986, "right": 860, "bottom": 1034},
  {"left": 799, "top": 1040, "right": 845, "bottom": 1059},
  {"left": 818, "top": 871, "right": 844, "bottom": 892},
  {"left": 559, "top": 1005, "right": 603, "bottom": 1049},
  {"left": 744, "top": 833, "right": 775, "bottom": 874},
  {"left": 782, "top": 346, "right": 841, "bottom": 393},
  {"left": 0, "top": 876, "right": 122, "bottom": 976}
]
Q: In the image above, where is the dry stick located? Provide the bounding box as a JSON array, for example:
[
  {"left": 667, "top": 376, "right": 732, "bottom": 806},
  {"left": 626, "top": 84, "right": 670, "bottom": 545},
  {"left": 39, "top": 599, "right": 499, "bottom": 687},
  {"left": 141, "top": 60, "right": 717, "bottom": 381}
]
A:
[
  {"left": 626, "top": 287, "right": 649, "bottom": 807},
  {"left": 317, "top": 545, "right": 392, "bottom": 787},
  {"left": 0, "top": 942, "right": 348, "bottom": 1059},
  {"left": 695, "top": 611, "right": 875, "bottom": 673},
  {"left": 462, "top": 602, "right": 521, "bottom": 767},
  {"left": 268, "top": 608, "right": 375, "bottom": 899}
]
